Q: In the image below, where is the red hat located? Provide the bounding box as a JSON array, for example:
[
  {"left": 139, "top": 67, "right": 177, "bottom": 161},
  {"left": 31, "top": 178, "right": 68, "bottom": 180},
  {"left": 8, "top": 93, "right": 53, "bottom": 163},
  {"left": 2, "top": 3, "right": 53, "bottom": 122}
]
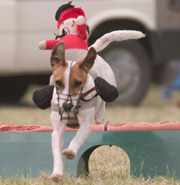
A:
[{"left": 57, "top": 7, "right": 86, "bottom": 29}]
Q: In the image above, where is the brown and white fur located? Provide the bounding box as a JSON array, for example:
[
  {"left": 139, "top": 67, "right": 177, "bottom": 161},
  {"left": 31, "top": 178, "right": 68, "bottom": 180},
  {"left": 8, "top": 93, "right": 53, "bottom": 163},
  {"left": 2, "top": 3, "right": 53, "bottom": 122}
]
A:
[{"left": 50, "top": 41, "right": 115, "bottom": 179}]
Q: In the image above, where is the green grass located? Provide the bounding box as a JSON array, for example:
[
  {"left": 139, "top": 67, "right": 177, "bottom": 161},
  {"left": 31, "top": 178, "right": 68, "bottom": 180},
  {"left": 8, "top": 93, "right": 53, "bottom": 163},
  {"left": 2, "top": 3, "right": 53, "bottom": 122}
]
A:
[{"left": 0, "top": 84, "right": 180, "bottom": 184}]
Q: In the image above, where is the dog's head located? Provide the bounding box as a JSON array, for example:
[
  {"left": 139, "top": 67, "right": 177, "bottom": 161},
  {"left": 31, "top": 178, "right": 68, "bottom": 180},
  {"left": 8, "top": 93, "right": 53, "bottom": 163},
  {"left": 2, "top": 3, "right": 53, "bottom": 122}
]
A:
[{"left": 50, "top": 42, "right": 97, "bottom": 112}]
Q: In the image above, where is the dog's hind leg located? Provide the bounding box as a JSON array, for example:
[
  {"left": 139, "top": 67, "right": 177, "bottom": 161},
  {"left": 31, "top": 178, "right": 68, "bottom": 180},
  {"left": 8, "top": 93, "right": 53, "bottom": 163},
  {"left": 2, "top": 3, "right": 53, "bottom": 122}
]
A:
[
  {"left": 63, "top": 111, "right": 92, "bottom": 159},
  {"left": 95, "top": 99, "right": 105, "bottom": 124},
  {"left": 50, "top": 112, "right": 66, "bottom": 179}
]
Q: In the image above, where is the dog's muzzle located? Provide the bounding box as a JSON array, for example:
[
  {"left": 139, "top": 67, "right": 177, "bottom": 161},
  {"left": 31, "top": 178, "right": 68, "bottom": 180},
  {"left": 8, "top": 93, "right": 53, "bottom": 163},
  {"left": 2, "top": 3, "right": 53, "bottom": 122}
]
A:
[
  {"left": 56, "top": 92, "right": 81, "bottom": 122},
  {"left": 63, "top": 102, "right": 73, "bottom": 112}
]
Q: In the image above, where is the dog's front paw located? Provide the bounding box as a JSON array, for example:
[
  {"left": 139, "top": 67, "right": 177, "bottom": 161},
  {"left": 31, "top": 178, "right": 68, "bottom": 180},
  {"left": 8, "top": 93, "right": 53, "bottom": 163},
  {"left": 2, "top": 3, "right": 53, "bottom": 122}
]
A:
[
  {"left": 50, "top": 173, "right": 63, "bottom": 181},
  {"left": 63, "top": 148, "right": 76, "bottom": 159}
]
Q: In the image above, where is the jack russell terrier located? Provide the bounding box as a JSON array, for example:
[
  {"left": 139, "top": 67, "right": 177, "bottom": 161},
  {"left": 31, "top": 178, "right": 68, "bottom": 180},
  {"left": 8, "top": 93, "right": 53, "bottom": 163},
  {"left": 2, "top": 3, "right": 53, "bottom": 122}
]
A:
[
  {"left": 50, "top": 41, "right": 116, "bottom": 179},
  {"left": 49, "top": 30, "right": 145, "bottom": 179}
]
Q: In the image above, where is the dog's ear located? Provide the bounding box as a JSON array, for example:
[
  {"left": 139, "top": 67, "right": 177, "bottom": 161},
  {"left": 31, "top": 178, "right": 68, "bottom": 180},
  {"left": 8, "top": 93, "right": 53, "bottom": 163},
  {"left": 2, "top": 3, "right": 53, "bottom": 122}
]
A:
[
  {"left": 79, "top": 47, "right": 97, "bottom": 72},
  {"left": 50, "top": 42, "right": 66, "bottom": 67}
]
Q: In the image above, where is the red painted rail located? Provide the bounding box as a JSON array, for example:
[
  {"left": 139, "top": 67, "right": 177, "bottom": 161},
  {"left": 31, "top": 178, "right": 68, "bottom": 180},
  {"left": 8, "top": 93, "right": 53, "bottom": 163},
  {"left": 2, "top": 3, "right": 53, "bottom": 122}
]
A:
[{"left": 0, "top": 121, "right": 180, "bottom": 132}]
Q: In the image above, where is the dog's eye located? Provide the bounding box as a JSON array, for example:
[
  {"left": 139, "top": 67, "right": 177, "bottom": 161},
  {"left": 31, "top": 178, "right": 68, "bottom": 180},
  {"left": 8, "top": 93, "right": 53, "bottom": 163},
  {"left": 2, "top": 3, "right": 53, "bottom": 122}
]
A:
[
  {"left": 74, "top": 81, "right": 82, "bottom": 88},
  {"left": 56, "top": 80, "right": 64, "bottom": 87}
]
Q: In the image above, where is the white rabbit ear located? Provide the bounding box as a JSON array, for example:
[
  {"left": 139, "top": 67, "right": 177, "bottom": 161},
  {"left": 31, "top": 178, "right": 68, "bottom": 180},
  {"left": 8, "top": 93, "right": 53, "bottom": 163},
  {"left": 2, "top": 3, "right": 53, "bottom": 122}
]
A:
[{"left": 50, "top": 42, "right": 66, "bottom": 67}]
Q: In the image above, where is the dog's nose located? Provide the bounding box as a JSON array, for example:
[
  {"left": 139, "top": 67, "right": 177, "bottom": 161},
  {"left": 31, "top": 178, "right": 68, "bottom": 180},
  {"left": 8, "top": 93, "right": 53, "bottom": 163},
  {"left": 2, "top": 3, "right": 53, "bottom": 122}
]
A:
[{"left": 63, "top": 102, "right": 73, "bottom": 112}]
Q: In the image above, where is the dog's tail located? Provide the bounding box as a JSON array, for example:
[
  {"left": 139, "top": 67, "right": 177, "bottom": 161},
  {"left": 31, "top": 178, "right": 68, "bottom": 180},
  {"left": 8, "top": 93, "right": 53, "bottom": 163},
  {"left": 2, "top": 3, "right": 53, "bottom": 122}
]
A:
[{"left": 89, "top": 30, "right": 145, "bottom": 52}]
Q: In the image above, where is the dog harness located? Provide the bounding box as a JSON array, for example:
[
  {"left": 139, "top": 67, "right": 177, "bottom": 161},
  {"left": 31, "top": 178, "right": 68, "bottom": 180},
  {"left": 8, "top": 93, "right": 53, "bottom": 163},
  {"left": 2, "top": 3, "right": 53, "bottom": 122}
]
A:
[{"left": 51, "top": 87, "right": 98, "bottom": 128}]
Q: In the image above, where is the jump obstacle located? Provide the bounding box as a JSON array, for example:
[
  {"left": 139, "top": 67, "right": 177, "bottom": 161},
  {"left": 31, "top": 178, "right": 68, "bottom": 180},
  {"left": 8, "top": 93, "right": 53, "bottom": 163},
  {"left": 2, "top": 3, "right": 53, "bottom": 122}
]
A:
[{"left": 0, "top": 121, "right": 180, "bottom": 179}]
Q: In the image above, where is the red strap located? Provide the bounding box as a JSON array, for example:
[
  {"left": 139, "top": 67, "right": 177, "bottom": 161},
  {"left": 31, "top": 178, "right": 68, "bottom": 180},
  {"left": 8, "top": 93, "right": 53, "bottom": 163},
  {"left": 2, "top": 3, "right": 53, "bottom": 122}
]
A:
[{"left": 81, "top": 87, "right": 98, "bottom": 99}]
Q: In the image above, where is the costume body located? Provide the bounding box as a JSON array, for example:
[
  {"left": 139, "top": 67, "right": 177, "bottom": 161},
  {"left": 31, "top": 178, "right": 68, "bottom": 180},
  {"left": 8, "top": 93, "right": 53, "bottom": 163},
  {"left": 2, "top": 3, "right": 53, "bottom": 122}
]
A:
[{"left": 45, "top": 23, "right": 88, "bottom": 50}]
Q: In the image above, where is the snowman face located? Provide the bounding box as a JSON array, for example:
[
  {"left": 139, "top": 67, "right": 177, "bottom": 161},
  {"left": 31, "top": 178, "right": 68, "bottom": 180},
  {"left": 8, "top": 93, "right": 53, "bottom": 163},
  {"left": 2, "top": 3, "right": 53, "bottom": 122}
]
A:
[{"left": 58, "top": 18, "right": 77, "bottom": 37}]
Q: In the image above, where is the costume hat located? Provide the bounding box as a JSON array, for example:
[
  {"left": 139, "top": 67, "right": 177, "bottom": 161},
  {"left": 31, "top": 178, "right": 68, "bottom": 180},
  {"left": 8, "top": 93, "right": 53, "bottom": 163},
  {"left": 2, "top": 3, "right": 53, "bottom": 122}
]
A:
[{"left": 55, "top": 1, "right": 86, "bottom": 29}]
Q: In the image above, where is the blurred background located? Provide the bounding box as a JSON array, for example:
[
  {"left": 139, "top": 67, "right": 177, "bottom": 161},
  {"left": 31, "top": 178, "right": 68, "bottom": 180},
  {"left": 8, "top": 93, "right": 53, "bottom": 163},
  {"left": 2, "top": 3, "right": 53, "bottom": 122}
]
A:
[{"left": 0, "top": 0, "right": 179, "bottom": 125}]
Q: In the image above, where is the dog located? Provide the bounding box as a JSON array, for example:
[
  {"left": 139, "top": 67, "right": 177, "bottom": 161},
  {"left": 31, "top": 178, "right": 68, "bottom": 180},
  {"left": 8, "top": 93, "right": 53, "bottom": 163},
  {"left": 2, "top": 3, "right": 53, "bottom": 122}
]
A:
[
  {"left": 49, "top": 41, "right": 116, "bottom": 179},
  {"left": 49, "top": 30, "right": 145, "bottom": 179}
]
